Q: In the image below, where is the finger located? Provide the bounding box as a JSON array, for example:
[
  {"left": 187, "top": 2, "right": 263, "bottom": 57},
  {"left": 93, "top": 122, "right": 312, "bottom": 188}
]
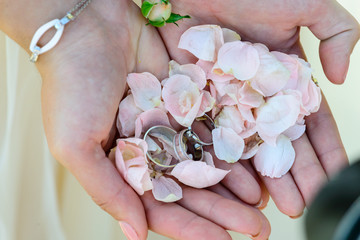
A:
[
  {"left": 206, "top": 183, "right": 242, "bottom": 202},
  {"left": 214, "top": 155, "right": 262, "bottom": 205},
  {"left": 290, "top": 134, "right": 327, "bottom": 205},
  {"left": 178, "top": 187, "right": 270, "bottom": 239},
  {"left": 254, "top": 211, "right": 271, "bottom": 240},
  {"left": 240, "top": 160, "right": 270, "bottom": 209},
  {"left": 192, "top": 120, "right": 262, "bottom": 205},
  {"left": 54, "top": 142, "right": 148, "bottom": 240},
  {"left": 305, "top": 93, "right": 348, "bottom": 177},
  {"left": 141, "top": 192, "right": 232, "bottom": 240},
  {"left": 307, "top": 1, "right": 360, "bottom": 84},
  {"left": 257, "top": 170, "right": 305, "bottom": 218}
]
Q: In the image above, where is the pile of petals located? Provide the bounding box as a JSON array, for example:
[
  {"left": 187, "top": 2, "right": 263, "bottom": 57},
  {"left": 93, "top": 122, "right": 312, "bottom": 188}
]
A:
[{"left": 114, "top": 24, "right": 321, "bottom": 202}]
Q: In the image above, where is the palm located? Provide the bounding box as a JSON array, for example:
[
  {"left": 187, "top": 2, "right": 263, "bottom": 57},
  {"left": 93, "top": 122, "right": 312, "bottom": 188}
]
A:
[{"left": 157, "top": 0, "right": 354, "bottom": 217}]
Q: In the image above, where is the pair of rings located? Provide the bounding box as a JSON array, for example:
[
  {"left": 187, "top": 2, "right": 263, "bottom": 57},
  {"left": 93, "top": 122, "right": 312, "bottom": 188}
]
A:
[{"left": 143, "top": 114, "right": 215, "bottom": 168}]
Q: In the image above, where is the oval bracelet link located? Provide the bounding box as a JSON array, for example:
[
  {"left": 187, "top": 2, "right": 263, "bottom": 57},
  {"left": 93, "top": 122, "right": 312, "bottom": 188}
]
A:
[
  {"left": 29, "top": 0, "right": 92, "bottom": 62},
  {"left": 29, "top": 19, "right": 64, "bottom": 62}
]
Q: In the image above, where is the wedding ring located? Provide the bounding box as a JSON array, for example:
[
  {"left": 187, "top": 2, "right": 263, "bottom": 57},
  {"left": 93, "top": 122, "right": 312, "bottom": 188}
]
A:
[
  {"left": 143, "top": 114, "right": 216, "bottom": 168},
  {"left": 195, "top": 113, "right": 216, "bottom": 132},
  {"left": 143, "top": 125, "right": 178, "bottom": 168},
  {"left": 173, "top": 127, "right": 204, "bottom": 162}
]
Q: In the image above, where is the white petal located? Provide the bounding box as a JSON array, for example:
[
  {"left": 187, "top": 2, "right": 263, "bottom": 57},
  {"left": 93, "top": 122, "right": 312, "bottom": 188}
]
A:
[
  {"left": 212, "top": 127, "right": 245, "bottom": 163},
  {"left": 283, "top": 123, "right": 306, "bottom": 141},
  {"left": 254, "top": 135, "right": 295, "bottom": 178},
  {"left": 256, "top": 95, "right": 300, "bottom": 145}
]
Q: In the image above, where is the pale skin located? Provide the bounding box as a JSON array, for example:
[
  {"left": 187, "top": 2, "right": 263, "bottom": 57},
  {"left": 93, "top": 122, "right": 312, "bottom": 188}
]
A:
[{"left": 0, "top": 0, "right": 359, "bottom": 240}]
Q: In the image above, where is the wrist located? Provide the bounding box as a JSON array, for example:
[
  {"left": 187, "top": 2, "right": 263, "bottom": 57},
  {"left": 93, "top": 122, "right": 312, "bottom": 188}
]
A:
[{"left": 0, "top": 0, "right": 77, "bottom": 50}]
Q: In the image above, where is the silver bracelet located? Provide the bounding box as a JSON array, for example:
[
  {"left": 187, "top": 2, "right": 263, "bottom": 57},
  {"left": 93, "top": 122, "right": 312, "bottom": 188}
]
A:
[{"left": 29, "top": 0, "right": 93, "bottom": 63}]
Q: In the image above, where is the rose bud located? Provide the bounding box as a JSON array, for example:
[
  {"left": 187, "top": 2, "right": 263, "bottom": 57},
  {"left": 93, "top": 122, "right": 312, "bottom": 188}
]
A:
[{"left": 142, "top": 0, "right": 172, "bottom": 22}]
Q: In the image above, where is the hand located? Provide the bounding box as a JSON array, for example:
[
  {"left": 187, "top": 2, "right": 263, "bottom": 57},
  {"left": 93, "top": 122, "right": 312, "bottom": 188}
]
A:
[
  {"left": 157, "top": 0, "right": 359, "bottom": 217},
  {"left": 0, "top": 0, "right": 271, "bottom": 239}
]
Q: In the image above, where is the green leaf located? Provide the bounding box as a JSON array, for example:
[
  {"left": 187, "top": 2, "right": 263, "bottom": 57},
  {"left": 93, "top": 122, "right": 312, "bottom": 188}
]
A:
[
  {"left": 141, "top": 1, "right": 155, "bottom": 19},
  {"left": 165, "top": 13, "right": 191, "bottom": 24},
  {"left": 161, "top": 0, "right": 169, "bottom": 4},
  {"left": 148, "top": 19, "right": 166, "bottom": 27}
]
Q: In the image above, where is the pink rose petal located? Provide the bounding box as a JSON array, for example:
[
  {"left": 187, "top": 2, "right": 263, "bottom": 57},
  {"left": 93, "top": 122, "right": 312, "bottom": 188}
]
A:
[
  {"left": 171, "top": 160, "right": 230, "bottom": 188},
  {"left": 237, "top": 81, "right": 265, "bottom": 108},
  {"left": 215, "top": 106, "right": 245, "bottom": 135},
  {"left": 238, "top": 120, "right": 257, "bottom": 139},
  {"left": 127, "top": 72, "right": 162, "bottom": 111},
  {"left": 178, "top": 25, "right": 224, "bottom": 62},
  {"left": 303, "top": 80, "right": 321, "bottom": 114},
  {"left": 272, "top": 52, "right": 321, "bottom": 114},
  {"left": 249, "top": 44, "right": 290, "bottom": 96},
  {"left": 237, "top": 105, "right": 255, "bottom": 123},
  {"left": 152, "top": 176, "right": 183, "bottom": 202},
  {"left": 117, "top": 94, "right": 143, "bottom": 137},
  {"left": 169, "top": 60, "right": 207, "bottom": 89},
  {"left": 254, "top": 135, "right": 295, "bottom": 178},
  {"left": 217, "top": 41, "right": 260, "bottom": 80},
  {"left": 135, "top": 108, "right": 171, "bottom": 138},
  {"left": 115, "top": 139, "right": 152, "bottom": 195},
  {"left": 196, "top": 60, "right": 234, "bottom": 83},
  {"left": 197, "top": 91, "right": 215, "bottom": 117},
  {"left": 213, "top": 80, "right": 234, "bottom": 98},
  {"left": 271, "top": 51, "right": 300, "bottom": 90},
  {"left": 162, "top": 74, "right": 203, "bottom": 127},
  {"left": 126, "top": 165, "right": 153, "bottom": 195}
]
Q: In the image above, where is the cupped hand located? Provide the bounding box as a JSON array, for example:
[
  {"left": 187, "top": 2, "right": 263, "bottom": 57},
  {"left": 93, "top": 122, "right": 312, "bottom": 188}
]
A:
[
  {"left": 0, "top": 0, "right": 272, "bottom": 239},
  {"left": 157, "top": 0, "right": 359, "bottom": 217}
]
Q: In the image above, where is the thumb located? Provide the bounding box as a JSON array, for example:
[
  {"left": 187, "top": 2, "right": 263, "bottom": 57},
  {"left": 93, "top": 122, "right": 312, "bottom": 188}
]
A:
[
  {"left": 54, "top": 141, "right": 147, "bottom": 240},
  {"left": 308, "top": 0, "right": 360, "bottom": 84}
]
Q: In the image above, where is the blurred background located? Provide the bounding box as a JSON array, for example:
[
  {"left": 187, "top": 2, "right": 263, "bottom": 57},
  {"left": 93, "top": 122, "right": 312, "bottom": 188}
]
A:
[{"left": 0, "top": 0, "right": 359, "bottom": 239}]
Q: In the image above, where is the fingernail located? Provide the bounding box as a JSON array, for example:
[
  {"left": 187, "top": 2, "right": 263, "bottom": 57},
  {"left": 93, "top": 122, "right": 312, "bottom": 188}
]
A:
[
  {"left": 254, "top": 199, "right": 263, "bottom": 208},
  {"left": 119, "top": 221, "right": 139, "bottom": 240},
  {"left": 254, "top": 198, "right": 268, "bottom": 210},
  {"left": 245, "top": 232, "right": 260, "bottom": 239},
  {"left": 289, "top": 211, "right": 304, "bottom": 219},
  {"left": 258, "top": 202, "right": 268, "bottom": 210}
]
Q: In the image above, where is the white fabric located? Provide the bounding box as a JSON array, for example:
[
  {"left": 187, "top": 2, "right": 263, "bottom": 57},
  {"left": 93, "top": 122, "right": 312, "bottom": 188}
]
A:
[{"left": 0, "top": 33, "right": 124, "bottom": 240}]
